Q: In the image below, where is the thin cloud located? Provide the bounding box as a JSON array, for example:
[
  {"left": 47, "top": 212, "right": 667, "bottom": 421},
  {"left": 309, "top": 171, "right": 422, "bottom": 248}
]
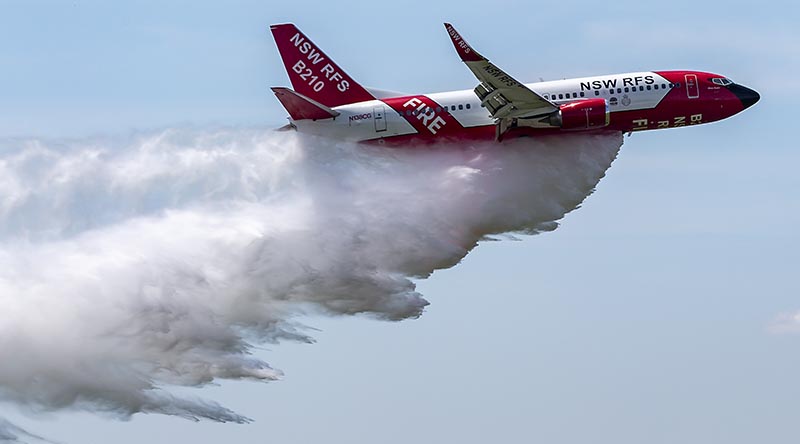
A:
[{"left": 768, "top": 311, "right": 800, "bottom": 334}]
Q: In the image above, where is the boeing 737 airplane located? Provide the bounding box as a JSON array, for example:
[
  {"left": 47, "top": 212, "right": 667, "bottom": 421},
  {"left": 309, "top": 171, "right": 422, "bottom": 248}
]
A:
[{"left": 271, "top": 23, "right": 759, "bottom": 143}]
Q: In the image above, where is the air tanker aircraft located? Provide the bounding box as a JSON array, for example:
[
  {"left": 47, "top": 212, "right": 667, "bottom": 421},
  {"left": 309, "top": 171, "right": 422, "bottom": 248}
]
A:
[{"left": 271, "top": 23, "right": 759, "bottom": 143}]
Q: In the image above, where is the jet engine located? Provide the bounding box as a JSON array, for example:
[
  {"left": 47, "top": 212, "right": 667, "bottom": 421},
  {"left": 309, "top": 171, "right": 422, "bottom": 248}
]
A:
[{"left": 548, "top": 98, "right": 610, "bottom": 130}]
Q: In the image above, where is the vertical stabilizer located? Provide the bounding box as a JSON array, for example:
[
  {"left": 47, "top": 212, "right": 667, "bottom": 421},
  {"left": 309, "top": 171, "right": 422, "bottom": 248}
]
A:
[{"left": 270, "top": 23, "right": 375, "bottom": 107}]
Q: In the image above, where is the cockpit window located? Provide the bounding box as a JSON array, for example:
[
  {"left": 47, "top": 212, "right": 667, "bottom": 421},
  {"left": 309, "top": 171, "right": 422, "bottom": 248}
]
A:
[{"left": 711, "top": 77, "right": 733, "bottom": 86}]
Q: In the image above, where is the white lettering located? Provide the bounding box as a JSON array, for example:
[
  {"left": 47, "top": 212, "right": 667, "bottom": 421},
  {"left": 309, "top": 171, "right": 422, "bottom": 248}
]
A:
[
  {"left": 403, "top": 98, "right": 422, "bottom": 109},
  {"left": 292, "top": 60, "right": 306, "bottom": 74},
  {"left": 428, "top": 116, "right": 446, "bottom": 134},
  {"left": 289, "top": 33, "right": 303, "bottom": 47},
  {"left": 308, "top": 48, "right": 325, "bottom": 65},
  {"left": 417, "top": 107, "right": 436, "bottom": 126}
]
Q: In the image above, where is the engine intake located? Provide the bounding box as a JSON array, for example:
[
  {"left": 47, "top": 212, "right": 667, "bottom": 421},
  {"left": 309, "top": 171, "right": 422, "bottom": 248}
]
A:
[{"left": 549, "top": 98, "right": 610, "bottom": 130}]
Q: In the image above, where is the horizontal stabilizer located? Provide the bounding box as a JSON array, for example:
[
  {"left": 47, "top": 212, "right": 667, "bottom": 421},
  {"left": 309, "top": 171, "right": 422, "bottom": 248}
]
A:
[{"left": 272, "top": 87, "right": 341, "bottom": 121}]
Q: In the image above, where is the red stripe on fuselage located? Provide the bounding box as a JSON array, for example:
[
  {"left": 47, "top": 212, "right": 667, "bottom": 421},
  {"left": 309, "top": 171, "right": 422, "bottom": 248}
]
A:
[{"left": 382, "top": 95, "right": 465, "bottom": 137}]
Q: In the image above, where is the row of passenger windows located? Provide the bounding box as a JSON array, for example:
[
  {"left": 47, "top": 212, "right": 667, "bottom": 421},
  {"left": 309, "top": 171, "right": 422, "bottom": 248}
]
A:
[
  {"left": 397, "top": 103, "right": 471, "bottom": 117},
  {"left": 545, "top": 83, "right": 682, "bottom": 101},
  {"left": 393, "top": 80, "right": 685, "bottom": 117}
]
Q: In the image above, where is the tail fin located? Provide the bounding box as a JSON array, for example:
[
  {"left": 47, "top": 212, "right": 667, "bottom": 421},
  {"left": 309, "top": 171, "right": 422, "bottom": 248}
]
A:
[
  {"left": 271, "top": 87, "right": 340, "bottom": 120},
  {"left": 270, "top": 23, "right": 375, "bottom": 107}
]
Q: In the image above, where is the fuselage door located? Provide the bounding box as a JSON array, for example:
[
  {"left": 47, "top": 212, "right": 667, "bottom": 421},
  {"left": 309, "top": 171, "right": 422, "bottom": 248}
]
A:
[
  {"left": 685, "top": 74, "right": 699, "bottom": 99},
  {"left": 373, "top": 105, "right": 387, "bottom": 132}
]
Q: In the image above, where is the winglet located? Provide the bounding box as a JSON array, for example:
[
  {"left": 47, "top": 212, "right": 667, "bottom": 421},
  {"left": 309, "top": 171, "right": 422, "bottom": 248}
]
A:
[{"left": 443, "top": 23, "right": 485, "bottom": 62}]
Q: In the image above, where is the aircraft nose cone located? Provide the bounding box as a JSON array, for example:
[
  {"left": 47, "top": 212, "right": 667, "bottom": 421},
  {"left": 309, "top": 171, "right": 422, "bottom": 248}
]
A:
[{"left": 729, "top": 84, "right": 760, "bottom": 110}]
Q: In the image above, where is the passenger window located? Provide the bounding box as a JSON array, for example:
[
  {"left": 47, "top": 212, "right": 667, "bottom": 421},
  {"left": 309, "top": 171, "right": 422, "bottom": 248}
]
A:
[
  {"left": 406, "top": 110, "right": 412, "bottom": 116},
  {"left": 572, "top": 92, "right": 577, "bottom": 98},
  {"left": 580, "top": 92, "right": 585, "bottom": 97},
  {"left": 646, "top": 85, "right": 651, "bottom": 90},
  {"left": 594, "top": 90, "right": 599, "bottom": 96},
  {"left": 609, "top": 89, "right": 614, "bottom": 95},
  {"left": 559, "top": 94, "right": 564, "bottom": 99},
  {"left": 466, "top": 103, "right": 471, "bottom": 109},
  {"left": 639, "top": 86, "right": 644, "bottom": 91},
  {"left": 458, "top": 104, "right": 463, "bottom": 110},
  {"left": 617, "top": 88, "right": 622, "bottom": 93},
  {"left": 624, "top": 87, "right": 629, "bottom": 93},
  {"left": 435, "top": 106, "right": 441, "bottom": 112}
]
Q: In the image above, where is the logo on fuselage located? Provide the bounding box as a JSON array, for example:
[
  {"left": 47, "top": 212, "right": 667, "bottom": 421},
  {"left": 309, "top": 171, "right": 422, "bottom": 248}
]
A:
[{"left": 580, "top": 75, "right": 656, "bottom": 91}]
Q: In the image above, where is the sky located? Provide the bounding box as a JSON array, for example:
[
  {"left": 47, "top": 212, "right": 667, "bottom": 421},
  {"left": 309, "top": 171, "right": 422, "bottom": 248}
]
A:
[{"left": 1, "top": 1, "right": 799, "bottom": 443}]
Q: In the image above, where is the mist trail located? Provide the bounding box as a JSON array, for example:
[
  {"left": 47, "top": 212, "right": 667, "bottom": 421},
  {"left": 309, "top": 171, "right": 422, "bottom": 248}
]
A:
[{"left": 0, "top": 128, "right": 622, "bottom": 440}]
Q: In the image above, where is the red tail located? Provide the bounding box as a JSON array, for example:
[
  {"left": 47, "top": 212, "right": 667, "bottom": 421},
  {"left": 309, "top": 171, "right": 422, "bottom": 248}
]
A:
[{"left": 270, "top": 23, "right": 375, "bottom": 108}]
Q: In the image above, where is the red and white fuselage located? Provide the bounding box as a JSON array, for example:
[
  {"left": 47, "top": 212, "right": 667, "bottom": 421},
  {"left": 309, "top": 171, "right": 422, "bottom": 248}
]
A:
[{"left": 270, "top": 24, "right": 759, "bottom": 144}]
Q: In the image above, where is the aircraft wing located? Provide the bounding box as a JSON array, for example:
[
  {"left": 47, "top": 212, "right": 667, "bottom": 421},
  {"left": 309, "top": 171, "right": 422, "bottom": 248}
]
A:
[{"left": 444, "top": 23, "right": 558, "bottom": 120}]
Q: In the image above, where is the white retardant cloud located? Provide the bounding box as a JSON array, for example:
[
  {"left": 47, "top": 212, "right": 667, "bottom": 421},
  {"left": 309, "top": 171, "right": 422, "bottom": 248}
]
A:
[
  {"left": 0, "top": 417, "right": 53, "bottom": 443},
  {"left": 0, "top": 129, "right": 621, "bottom": 434}
]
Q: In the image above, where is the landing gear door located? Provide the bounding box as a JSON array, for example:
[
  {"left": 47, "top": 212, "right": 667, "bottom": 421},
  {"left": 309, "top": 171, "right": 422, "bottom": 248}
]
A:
[
  {"left": 685, "top": 74, "right": 699, "bottom": 99},
  {"left": 373, "top": 105, "right": 387, "bottom": 132}
]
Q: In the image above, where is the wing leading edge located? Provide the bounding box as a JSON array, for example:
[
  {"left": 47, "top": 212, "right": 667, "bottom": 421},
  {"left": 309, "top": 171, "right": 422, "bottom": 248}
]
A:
[{"left": 443, "top": 23, "right": 558, "bottom": 123}]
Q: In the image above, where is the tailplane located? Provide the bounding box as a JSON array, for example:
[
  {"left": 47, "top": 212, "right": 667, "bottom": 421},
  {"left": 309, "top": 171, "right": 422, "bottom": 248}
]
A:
[
  {"left": 271, "top": 87, "right": 340, "bottom": 121},
  {"left": 270, "top": 23, "right": 375, "bottom": 107}
]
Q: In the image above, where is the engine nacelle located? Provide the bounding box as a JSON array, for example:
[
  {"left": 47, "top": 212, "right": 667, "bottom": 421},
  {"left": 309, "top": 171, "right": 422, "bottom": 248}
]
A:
[{"left": 548, "top": 98, "right": 610, "bottom": 130}]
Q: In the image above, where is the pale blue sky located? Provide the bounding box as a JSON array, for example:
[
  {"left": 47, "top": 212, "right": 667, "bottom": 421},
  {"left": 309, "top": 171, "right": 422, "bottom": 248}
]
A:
[{"left": 1, "top": 1, "right": 799, "bottom": 443}]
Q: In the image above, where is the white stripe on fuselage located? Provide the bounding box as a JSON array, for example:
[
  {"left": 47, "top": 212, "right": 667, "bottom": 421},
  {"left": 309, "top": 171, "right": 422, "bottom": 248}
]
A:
[{"left": 291, "top": 72, "right": 671, "bottom": 141}]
